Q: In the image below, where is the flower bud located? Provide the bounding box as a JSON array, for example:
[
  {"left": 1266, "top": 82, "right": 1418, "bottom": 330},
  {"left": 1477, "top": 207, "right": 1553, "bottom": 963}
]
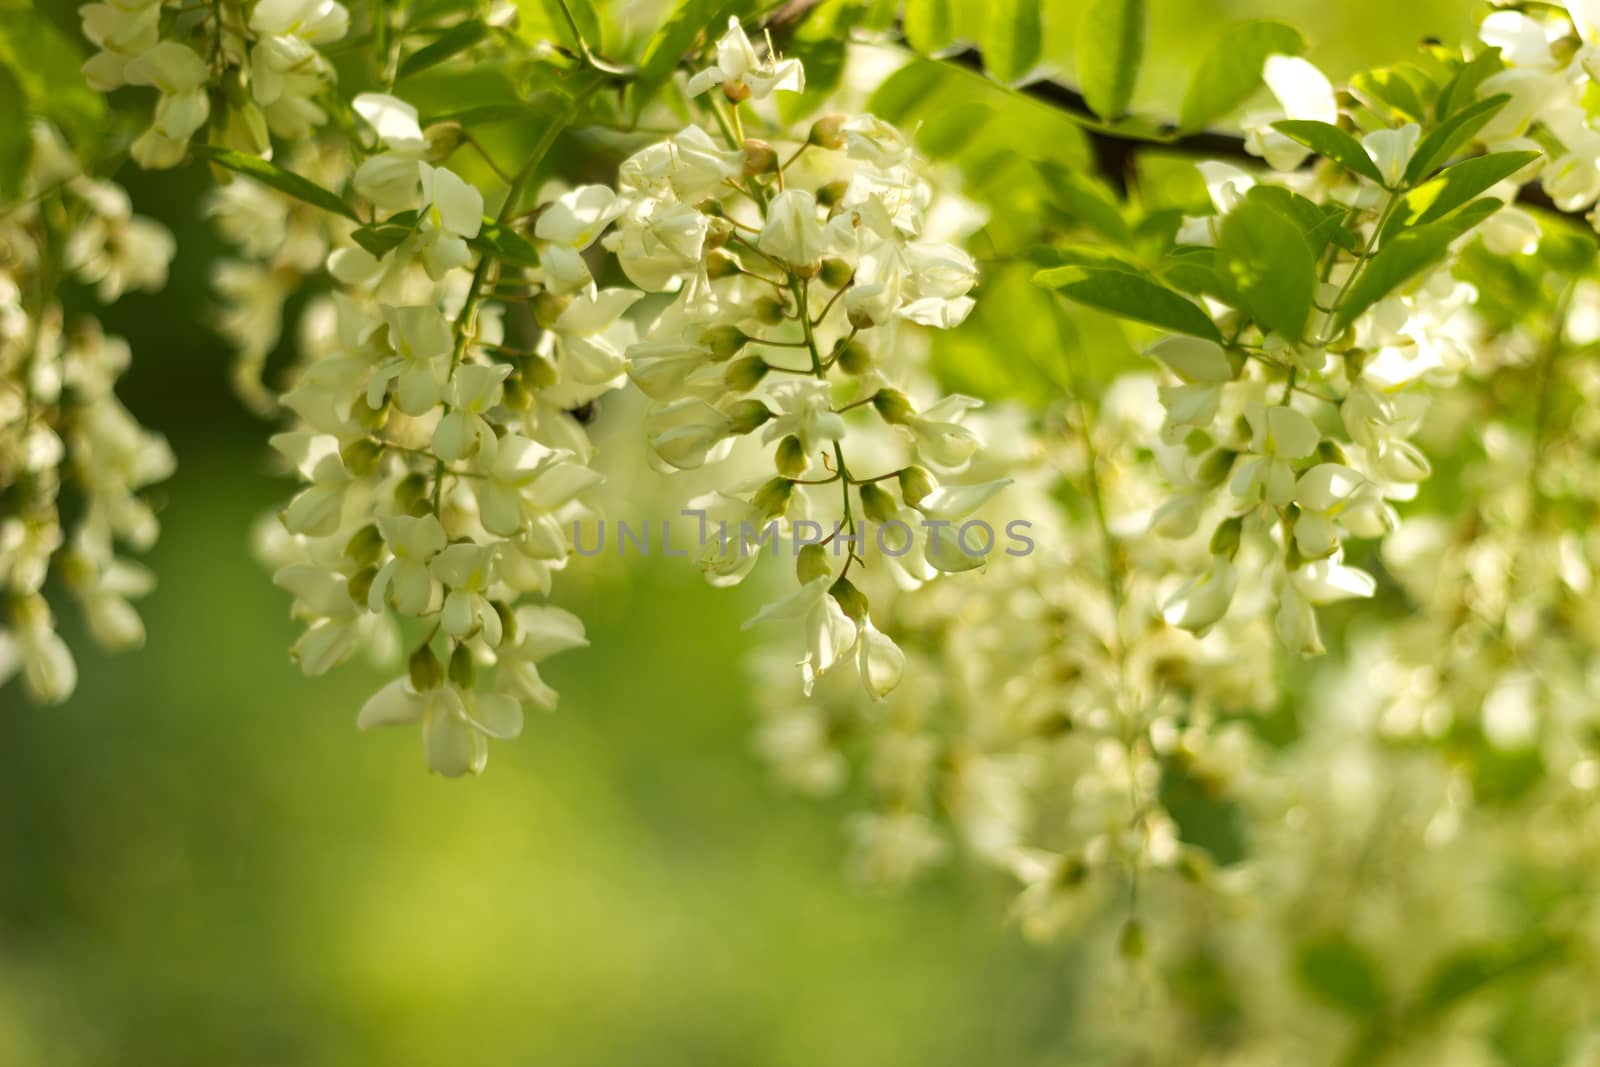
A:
[
  {"left": 859, "top": 482, "right": 897, "bottom": 523},
  {"left": 489, "top": 601, "right": 515, "bottom": 643},
  {"left": 754, "top": 294, "right": 787, "bottom": 325},
  {"left": 723, "top": 79, "right": 751, "bottom": 104},
  {"left": 340, "top": 437, "right": 384, "bottom": 478},
  {"left": 533, "top": 290, "right": 571, "bottom": 329},
  {"left": 347, "top": 565, "right": 378, "bottom": 605},
  {"left": 1118, "top": 918, "right": 1146, "bottom": 960},
  {"left": 358, "top": 402, "right": 389, "bottom": 431},
  {"left": 423, "top": 122, "right": 467, "bottom": 162},
  {"left": 898, "top": 465, "right": 936, "bottom": 506},
  {"left": 701, "top": 324, "right": 749, "bottom": 361},
  {"left": 517, "top": 352, "right": 559, "bottom": 390},
  {"left": 1195, "top": 448, "right": 1236, "bottom": 488},
  {"left": 816, "top": 179, "right": 849, "bottom": 208},
  {"left": 345, "top": 523, "right": 385, "bottom": 566},
  {"left": 742, "top": 138, "right": 778, "bottom": 176},
  {"left": 448, "top": 642, "right": 476, "bottom": 688},
  {"left": 395, "top": 471, "right": 430, "bottom": 513},
  {"left": 409, "top": 643, "right": 444, "bottom": 690},
  {"left": 753, "top": 477, "right": 795, "bottom": 519},
  {"left": 834, "top": 339, "right": 870, "bottom": 375},
  {"left": 1315, "top": 439, "right": 1349, "bottom": 466},
  {"left": 724, "top": 356, "right": 770, "bottom": 392},
  {"left": 725, "top": 399, "right": 773, "bottom": 435},
  {"left": 871, "top": 388, "right": 915, "bottom": 424},
  {"left": 828, "top": 576, "right": 869, "bottom": 621},
  {"left": 818, "top": 257, "right": 853, "bottom": 289},
  {"left": 808, "top": 113, "right": 847, "bottom": 149},
  {"left": 775, "top": 434, "right": 809, "bottom": 477},
  {"left": 796, "top": 543, "right": 830, "bottom": 584},
  {"left": 705, "top": 249, "right": 740, "bottom": 279},
  {"left": 1208, "top": 515, "right": 1244, "bottom": 558}
]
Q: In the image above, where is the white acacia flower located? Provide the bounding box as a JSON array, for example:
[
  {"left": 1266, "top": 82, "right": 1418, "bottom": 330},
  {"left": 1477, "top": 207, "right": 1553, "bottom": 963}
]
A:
[
  {"left": 429, "top": 541, "right": 503, "bottom": 644},
  {"left": 744, "top": 576, "right": 858, "bottom": 694},
  {"left": 357, "top": 677, "right": 522, "bottom": 778},
  {"left": 758, "top": 189, "right": 831, "bottom": 270},
  {"left": 1232, "top": 403, "right": 1319, "bottom": 507},
  {"left": 855, "top": 619, "right": 906, "bottom": 700},
  {"left": 370, "top": 514, "right": 448, "bottom": 615},
  {"left": 534, "top": 185, "right": 624, "bottom": 294},
  {"left": 648, "top": 398, "right": 736, "bottom": 469},
  {"left": 369, "top": 305, "right": 451, "bottom": 415},
  {"left": 686, "top": 18, "right": 804, "bottom": 101},
  {"left": 1162, "top": 555, "right": 1238, "bottom": 636},
  {"left": 0, "top": 597, "right": 77, "bottom": 705},
  {"left": 1242, "top": 55, "right": 1338, "bottom": 171},
  {"left": 762, "top": 379, "right": 843, "bottom": 455},
  {"left": 496, "top": 604, "right": 588, "bottom": 708},
  {"left": 416, "top": 165, "right": 484, "bottom": 279},
  {"left": 433, "top": 362, "right": 510, "bottom": 462},
  {"left": 901, "top": 395, "right": 982, "bottom": 470},
  {"left": 473, "top": 435, "right": 602, "bottom": 540}
]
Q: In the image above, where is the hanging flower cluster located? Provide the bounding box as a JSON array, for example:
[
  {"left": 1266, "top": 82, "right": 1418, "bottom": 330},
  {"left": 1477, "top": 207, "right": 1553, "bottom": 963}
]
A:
[
  {"left": 0, "top": 123, "right": 175, "bottom": 703},
  {"left": 79, "top": 0, "right": 349, "bottom": 168},
  {"left": 612, "top": 18, "right": 986, "bottom": 699}
]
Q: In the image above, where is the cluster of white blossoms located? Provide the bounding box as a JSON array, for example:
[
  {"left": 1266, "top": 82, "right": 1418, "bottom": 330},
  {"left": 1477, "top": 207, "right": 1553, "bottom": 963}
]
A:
[
  {"left": 79, "top": 0, "right": 348, "bottom": 168},
  {"left": 1140, "top": 47, "right": 1558, "bottom": 656},
  {"left": 609, "top": 18, "right": 987, "bottom": 699},
  {"left": 0, "top": 123, "right": 175, "bottom": 703},
  {"left": 233, "top": 87, "right": 609, "bottom": 776}
]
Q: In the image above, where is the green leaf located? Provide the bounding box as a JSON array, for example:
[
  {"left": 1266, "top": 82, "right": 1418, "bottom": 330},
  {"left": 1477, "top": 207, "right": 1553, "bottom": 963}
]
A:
[
  {"left": 398, "top": 20, "right": 489, "bottom": 79},
  {"left": 1271, "top": 120, "right": 1387, "bottom": 185},
  {"left": 0, "top": 61, "right": 30, "bottom": 199},
  {"left": 193, "top": 145, "right": 360, "bottom": 221},
  {"left": 1336, "top": 198, "right": 1501, "bottom": 328},
  {"left": 982, "top": 0, "right": 1042, "bottom": 82},
  {"left": 634, "top": 0, "right": 747, "bottom": 108},
  {"left": 1352, "top": 65, "right": 1430, "bottom": 123},
  {"left": 1294, "top": 935, "right": 1386, "bottom": 1016},
  {"left": 1214, "top": 192, "right": 1315, "bottom": 340},
  {"left": 1436, "top": 46, "right": 1503, "bottom": 120},
  {"left": 0, "top": 8, "right": 105, "bottom": 150},
  {"left": 1417, "top": 940, "right": 1564, "bottom": 1016},
  {"left": 474, "top": 219, "right": 541, "bottom": 267},
  {"left": 1034, "top": 265, "right": 1220, "bottom": 341},
  {"left": 351, "top": 211, "right": 420, "bottom": 258},
  {"left": 1405, "top": 94, "right": 1511, "bottom": 183},
  {"left": 903, "top": 0, "right": 955, "bottom": 54},
  {"left": 1178, "top": 20, "right": 1305, "bottom": 132},
  {"left": 1400, "top": 149, "right": 1539, "bottom": 227},
  {"left": 1039, "top": 163, "right": 1131, "bottom": 243},
  {"left": 1077, "top": 0, "right": 1145, "bottom": 120}
]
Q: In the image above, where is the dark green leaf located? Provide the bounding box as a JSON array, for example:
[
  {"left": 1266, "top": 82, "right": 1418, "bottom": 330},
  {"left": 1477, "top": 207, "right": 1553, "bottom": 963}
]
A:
[
  {"left": 634, "top": 0, "right": 748, "bottom": 108},
  {"left": 0, "top": 9, "right": 105, "bottom": 150},
  {"left": 982, "top": 0, "right": 1042, "bottom": 82},
  {"left": 1214, "top": 191, "right": 1315, "bottom": 339},
  {"left": 1039, "top": 163, "right": 1131, "bottom": 242},
  {"left": 1336, "top": 198, "right": 1502, "bottom": 328},
  {"left": 1436, "top": 46, "right": 1503, "bottom": 120},
  {"left": 1035, "top": 265, "right": 1220, "bottom": 340},
  {"left": 904, "top": 0, "right": 955, "bottom": 54},
  {"left": 1405, "top": 94, "right": 1511, "bottom": 183},
  {"left": 1179, "top": 20, "right": 1305, "bottom": 132},
  {"left": 1272, "top": 120, "right": 1387, "bottom": 185},
  {"left": 1077, "top": 0, "right": 1145, "bottom": 120},
  {"left": 0, "top": 61, "right": 30, "bottom": 198},
  {"left": 1294, "top": 935, "right": 1386, "bottom": 1016},
  {"left": 1400, "top": 149, "right": 1538, "bottom": 227},
  {"left": 398, "top": 20, "right": 489, "bottom": 79},
  {"left": 474, "top": 220, "right": 541, "bottom": 267},
  {"left": 193, "top": 145, "right": 359, "bottom": 221}
]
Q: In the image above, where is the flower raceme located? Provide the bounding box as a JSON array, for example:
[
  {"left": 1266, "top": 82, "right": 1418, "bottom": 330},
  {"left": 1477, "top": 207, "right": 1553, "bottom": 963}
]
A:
[{"left": 606, "top": 18, "right": 986, "bottom": 700}]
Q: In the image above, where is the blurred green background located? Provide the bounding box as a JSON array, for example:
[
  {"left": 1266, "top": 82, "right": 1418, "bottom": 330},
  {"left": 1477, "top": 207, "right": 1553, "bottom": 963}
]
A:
[{"left": 2, "top": 1, "right": 1478, "bottom": 1063}]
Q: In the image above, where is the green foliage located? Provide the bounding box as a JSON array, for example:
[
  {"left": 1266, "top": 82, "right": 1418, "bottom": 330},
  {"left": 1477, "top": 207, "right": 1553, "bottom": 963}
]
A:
[
  {"left": 1397, "top": 149, "right": 1540, "bottom": 227},
  {"left": 1179, "top": 20, "right": 1305, "bottom": 132},
  {"left": 0, "top": 4, "right": 104, "bottom": 155},
  {"left": 1334, "top": 198, "right": 1502, "bottom": 329},
  {"left": 194, "top": 146, "right": 361, "bottom": 222},
  {"left": 1076, "top": 0, "right": 1144, "bottom": 120},
  {"left": 981, "top": 0, "right": 1043, "bottom": 83},
  {"left": 397, "top": 19, "right": 491, "bottom": 79},
  {"left": 1294, "top": 934, "right": 1388, "bottom": 1017},
  {"left": 1035, "top": 265, "right": 1221, "bottom": 341},
  {"left": 1271, "top": 119, "right": 1387, "bottom": 186},
  {"left": 1214, "top": 191, "right": 1315, "bottom": 340},
  {"left": 1404, "top": 93, "right": 1510, "bottom": 183}
]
